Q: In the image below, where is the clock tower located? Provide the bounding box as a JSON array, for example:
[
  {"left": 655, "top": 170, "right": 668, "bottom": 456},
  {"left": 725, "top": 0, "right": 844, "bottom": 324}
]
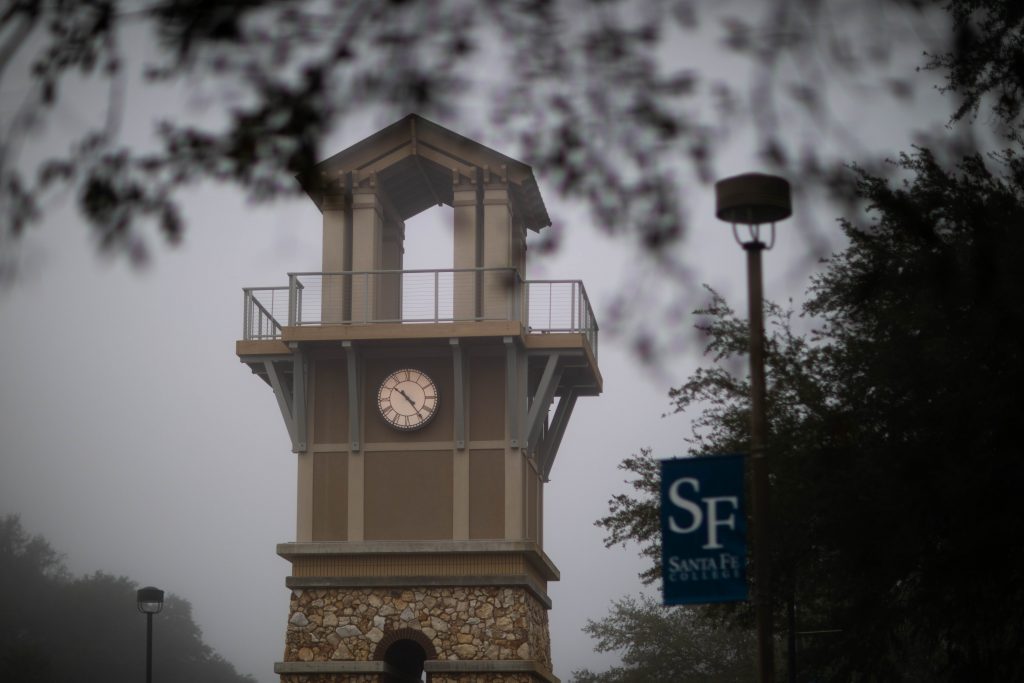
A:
[{"left": 237, "top": 115, "right": 601, "bottom": 683}]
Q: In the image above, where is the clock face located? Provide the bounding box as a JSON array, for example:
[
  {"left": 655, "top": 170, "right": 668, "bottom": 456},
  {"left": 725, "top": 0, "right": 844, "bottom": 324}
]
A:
[{"left": 377, "top": 368, "right": 439, "bottom": 431}]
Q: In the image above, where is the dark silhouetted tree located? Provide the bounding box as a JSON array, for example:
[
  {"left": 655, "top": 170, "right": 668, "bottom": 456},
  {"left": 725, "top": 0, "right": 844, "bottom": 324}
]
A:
[
  {"left": 595, "top": 145, "right": 1024, "bottom": 680},
  {"left": 0, "top": 515, "right": 255, "bottom": 683}
]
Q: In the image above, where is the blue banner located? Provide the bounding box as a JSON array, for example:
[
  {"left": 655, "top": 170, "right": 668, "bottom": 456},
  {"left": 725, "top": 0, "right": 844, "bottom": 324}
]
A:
[{"left": 661, "top": 454, "right": 748, "bottom": 605}]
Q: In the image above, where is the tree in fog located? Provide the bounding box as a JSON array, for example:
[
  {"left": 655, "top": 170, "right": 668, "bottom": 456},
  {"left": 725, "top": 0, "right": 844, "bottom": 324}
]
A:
[
  {"left": 595, "top": 144, "right": 1024, "bottom": 679},
  {"left": 0, "top": 515, "right": 255, "bottom": 683},
  {"left": 570, "top": 595, "right": 754, "bottom": 682}
]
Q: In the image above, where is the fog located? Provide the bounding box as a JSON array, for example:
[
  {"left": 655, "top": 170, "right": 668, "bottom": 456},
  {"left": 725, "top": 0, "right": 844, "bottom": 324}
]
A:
[{"left": 0, "top": 8, "right": 951, "bottom": 681}]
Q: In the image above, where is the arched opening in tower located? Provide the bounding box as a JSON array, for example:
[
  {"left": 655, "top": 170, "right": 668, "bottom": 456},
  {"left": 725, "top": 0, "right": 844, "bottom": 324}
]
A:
[
  {"left": 402, "top": 205, "right": 455, "bottom": 322},
  {"left": 403, "top": 205, "right": 455, "bottom": 272},
  {"left": 382, "top": 638, "right": 428, "bottom": 683}
]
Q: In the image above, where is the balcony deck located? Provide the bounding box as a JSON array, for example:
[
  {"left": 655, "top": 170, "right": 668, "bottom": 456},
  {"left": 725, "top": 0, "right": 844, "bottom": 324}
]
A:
[{"left": 240, "top": 268, "right": 597, "bottom": 352}]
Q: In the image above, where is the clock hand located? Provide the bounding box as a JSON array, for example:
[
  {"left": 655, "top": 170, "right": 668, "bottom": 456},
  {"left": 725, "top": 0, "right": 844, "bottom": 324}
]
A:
[{"left": 396, "top": 388, "right": 420, "bottom": 412}]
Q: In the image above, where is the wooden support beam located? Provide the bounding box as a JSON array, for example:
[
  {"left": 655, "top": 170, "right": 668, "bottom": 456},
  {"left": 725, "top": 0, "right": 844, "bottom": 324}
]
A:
[{"left": 525, "top": 353, "right": 562, "bottom": 452}]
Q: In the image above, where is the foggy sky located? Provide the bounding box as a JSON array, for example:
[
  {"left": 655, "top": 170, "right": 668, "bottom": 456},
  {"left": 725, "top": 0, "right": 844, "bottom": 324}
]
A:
[{"left": 0, "top": 7, "right": 951, "bottom": 681}]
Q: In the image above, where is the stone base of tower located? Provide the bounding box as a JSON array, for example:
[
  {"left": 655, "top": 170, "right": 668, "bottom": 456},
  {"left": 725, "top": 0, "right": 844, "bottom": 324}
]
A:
[
  {"left": 277, "top": 674, "right": 543, "bottom": 683},
  {"left": 274, "top": 542, "right": 560, "bottom": 683}
]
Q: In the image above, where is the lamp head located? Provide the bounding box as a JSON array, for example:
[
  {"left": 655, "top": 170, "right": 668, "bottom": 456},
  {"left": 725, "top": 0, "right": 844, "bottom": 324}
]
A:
[
  {"left": 137, "top": 586, "right": 164, "bottom": 614},
  {"left": 715, "top": 173, "right": 791, "bottom": 248},
  {"left": 715, "top": 173, "right": 792, "bottom": 224}
]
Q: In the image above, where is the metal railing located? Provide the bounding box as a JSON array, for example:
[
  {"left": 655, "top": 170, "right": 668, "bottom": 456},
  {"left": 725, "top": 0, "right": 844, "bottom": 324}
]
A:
[
  {"left": 242, "top": 286, "right": 288, "bottom": 340},
  {"left": 242, "top": 267, "right": 598, "bottom": 356},
  {"left": 524, "top": 279, "right": 599, "bottom": 358},
  {"left": 289, "top": 268, "right": 522, "bottom": 326}
]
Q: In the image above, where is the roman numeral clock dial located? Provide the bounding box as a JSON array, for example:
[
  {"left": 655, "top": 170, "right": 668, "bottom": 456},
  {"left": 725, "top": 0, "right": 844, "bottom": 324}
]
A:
[{"left": 376, "top": 369, "right": 439, "bottom": 431}]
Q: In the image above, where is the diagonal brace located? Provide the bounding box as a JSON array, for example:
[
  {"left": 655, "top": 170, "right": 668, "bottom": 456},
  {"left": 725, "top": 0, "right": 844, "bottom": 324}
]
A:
[
  {"left": 525, "top": 353, "right": 562, "bottom": 452},
  {"left": 264, "top": 359, "right": 297, "bottom": 450},
  {"left": 539, "top": 390, "right": 577, "bottom": 481}
]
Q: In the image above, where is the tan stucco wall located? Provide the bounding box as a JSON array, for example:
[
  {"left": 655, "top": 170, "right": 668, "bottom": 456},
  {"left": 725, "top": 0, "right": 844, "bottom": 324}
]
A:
[
  {"left": 312, "top": 452, "right": 348, "bottom": 541},
  {"left": 314, "top": 357, "right": 349, "bottom": 445},
  {"left": 469, "top": 352, "right": 505, "bottom": 441},
  {"left": 469, "top": 449, "right": 505, "bottom": 540},
  {"left": 364, "top": 450, "right": 453, "bottom": 540},
  {"left": 299, "top": 341, "right": 547, "bottom": 546},
  {"left": 526, "top": 464, "right": 538, "bottom": 543}
]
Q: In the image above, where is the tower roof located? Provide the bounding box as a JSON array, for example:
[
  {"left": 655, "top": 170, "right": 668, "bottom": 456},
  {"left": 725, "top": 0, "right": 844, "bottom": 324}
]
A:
[{"left": 299, "top": 114, "right": 551, "bottom": 232}]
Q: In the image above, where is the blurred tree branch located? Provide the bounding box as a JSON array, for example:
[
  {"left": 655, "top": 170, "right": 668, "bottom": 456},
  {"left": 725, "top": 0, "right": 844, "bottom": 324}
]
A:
[{"left": 2, "top": 0, "right": 1017, "bottom": 359}]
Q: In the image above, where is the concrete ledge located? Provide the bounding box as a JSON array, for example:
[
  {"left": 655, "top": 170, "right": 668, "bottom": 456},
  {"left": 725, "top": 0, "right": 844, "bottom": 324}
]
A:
[
  {"left": 277, "top": 540, "right": 560, "bottom": 582},
  {"left": 279, "top": 539, "right": 545, "bottom": 554},
  {"left": 236, "top": 340, "right": 290, "bottom": 357},
  {"left": 275, "top": 659, "right": 558, "bottom": 682},
  {"left": 275, "top": 660, "right": 389, "bottom": 674},
  {"left": 280, "top": 320, "right": 523, "bottom": 343},
  {"left": 424, "top": 659, "right": 560, "bottom": 683},
  {"left": 285, "top": 574, "right": 553, "bottom": 609}
]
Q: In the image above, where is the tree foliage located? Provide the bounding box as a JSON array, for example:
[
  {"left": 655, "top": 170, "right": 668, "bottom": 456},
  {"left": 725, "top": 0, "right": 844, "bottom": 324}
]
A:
[
  {"left": 595, "top": 145, "right": 1024, "bottom": 680},
  {"left": 2, "top": 0, "right": 1013, "bottom": 355},
  {"left": 0, "top": 0, "right": 928, "bottom": 250},
  {"left": 570, "top": 595, "right": 755, "bottom": 682},
  {"left": 0, "top": 515, "right": 254, "bottom": 683},
  {"left": 927, "top": 0, "right": 1024, "bottom": 127}
]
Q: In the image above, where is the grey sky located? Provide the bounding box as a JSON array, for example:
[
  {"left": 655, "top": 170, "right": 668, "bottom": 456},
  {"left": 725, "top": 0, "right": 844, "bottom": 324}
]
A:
[{"left": 0, "top": 5, "right": 953, "bottom": 680}]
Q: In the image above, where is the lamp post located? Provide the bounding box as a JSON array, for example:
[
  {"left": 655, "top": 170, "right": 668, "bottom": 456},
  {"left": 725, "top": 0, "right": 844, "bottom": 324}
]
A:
[
  {"left": 137, "top": 586, "right": 164, "bottom": 683},
  {"left": 715, "top": 173, "right": 791, "bottom": 683}
]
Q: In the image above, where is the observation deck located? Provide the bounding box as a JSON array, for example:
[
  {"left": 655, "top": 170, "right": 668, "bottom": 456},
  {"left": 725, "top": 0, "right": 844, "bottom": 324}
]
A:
[
  {"left": 237, "top": 266, "right": 601, "bottom": 397},
  {"left": 235, "top": 114, "right": 602, "bottom": 462}
]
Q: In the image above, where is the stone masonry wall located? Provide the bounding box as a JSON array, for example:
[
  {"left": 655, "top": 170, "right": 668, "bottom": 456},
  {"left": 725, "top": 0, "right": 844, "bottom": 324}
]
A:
[
  {"left": 284, "top": 676, "right": 532, "bottom": 683},
  {"left": 431, "top": 676, "right": 533, "bottom": 683},
  {"left": 285, "top": 677, "right": 377, "bottom": 683},
  {"left": 284, "top": 586, "right": 552, "bottom": 672}
]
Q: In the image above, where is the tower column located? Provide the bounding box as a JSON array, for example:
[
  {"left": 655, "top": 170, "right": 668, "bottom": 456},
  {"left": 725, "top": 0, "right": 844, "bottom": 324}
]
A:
[
  {"left": 322, "top": 190, "right": 351, "bottom": 323},
  {"left": 482, "top": 168, "right": 519, "bottom": 321},
  {"left": 350, "top": 176, "right": 384, "bottom": 323},
  {"left": 379, "top": 217, "right": 405, "bottom": 321},
  {"left": 453, "top": 176, "right": 480, "bottom": 320}
]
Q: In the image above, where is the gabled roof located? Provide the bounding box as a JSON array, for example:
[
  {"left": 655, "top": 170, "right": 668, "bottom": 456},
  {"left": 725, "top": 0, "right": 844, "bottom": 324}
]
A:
[{"left": 298, "top": 114, "right": 551, "bottom": 232}]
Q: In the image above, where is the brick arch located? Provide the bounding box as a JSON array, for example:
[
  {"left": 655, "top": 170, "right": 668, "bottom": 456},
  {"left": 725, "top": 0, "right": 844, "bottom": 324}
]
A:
[{"left": 373, "top": 627, "right": 438, "bottom": 661}]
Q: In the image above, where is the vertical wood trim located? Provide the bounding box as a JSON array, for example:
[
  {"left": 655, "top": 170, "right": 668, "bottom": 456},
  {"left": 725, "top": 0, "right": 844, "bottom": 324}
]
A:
[
  {"left": 519, "top": 346, "right": 529, "bottom": 447},
  {"left": 505, "top": 447, "right": 523, "bottom": 539},
  {"left": 451, "top": 339, "right": 465, "bottom": 449},
  {"left": 453, "top": 448, "right": 469, "bottom": 540},
  {"left": 296, "top": 452, "right": 313, "bottom": 542},
  {"left": 343, "top": 342, "right": 360, "bottom": 451},
  {"left": 538, "top": 475, "right": 544, "bottom": 548},
  {"left": 522, "top": 455, "right": 530, "bottom": 540},
  {"left": 292, "top": 347, "right": 307, "bottom": 452},
  {"left": 504, "top": 337, "right": 518, "bottom": 447},
  {"left": 347, "top": 451, "right": 364, "bottom": 542},
  {"left": 475, "top": 168, "right": 484, "bottom": 321}
]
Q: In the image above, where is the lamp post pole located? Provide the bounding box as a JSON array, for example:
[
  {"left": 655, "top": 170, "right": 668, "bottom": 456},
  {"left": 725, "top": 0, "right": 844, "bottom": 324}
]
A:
[
  {"left": 137, "top": 586, "right": 164, "bottom": 683},
  {"left": 715, "top": 173, "right": 791, "bottom": 683},
  {"left": 746, "top": 238, "right": 773, "bottom": 683},
  {"left": 145, "top": 610, "right": 154, "bottom": 683}
]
